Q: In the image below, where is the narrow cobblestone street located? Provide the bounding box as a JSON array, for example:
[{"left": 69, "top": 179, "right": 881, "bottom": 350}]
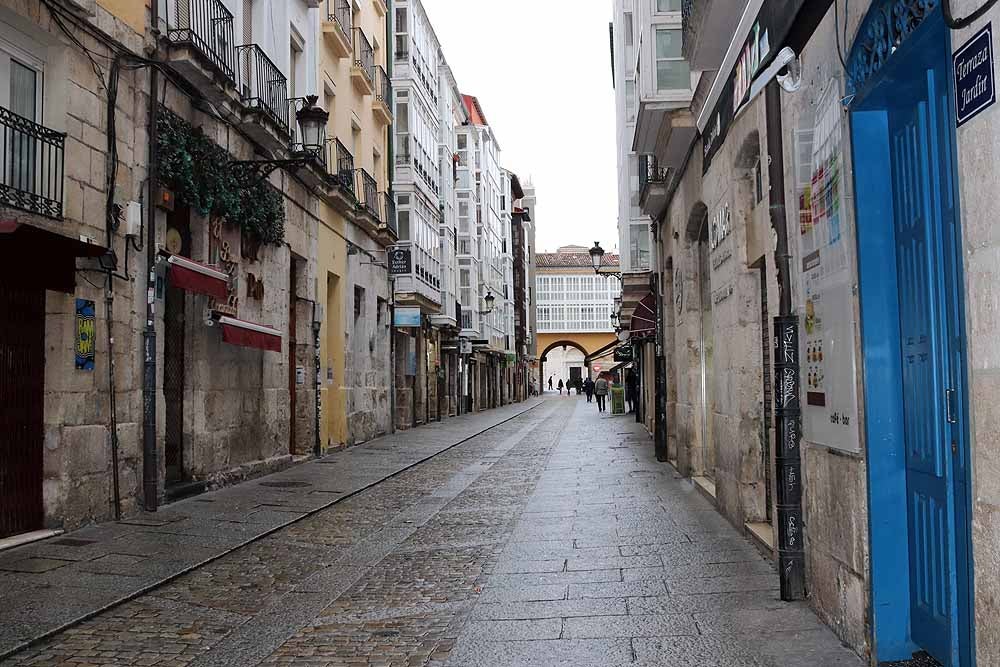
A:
[{"left": 2, "top": 398, "right": 862, "bottom": 666}]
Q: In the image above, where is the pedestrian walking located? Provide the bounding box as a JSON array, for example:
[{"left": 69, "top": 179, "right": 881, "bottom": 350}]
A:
[
  {"left": 558, "top": 378, "right": 564, "bottom": 395},
  {"left": 583, "top": 377, "right": 595, "bottom": 403},
  {"left": 625, "top": 369, "right": 636, "bottom": 413},
  {"left": 548, "top": 376, "right": 553, "bottom": 391},
  {"left": 594, "top": 375, "right": 609, "bottom": 413}
]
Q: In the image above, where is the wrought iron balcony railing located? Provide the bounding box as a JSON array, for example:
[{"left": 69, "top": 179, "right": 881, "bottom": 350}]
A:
[
  {"left": 168, "top": 0, "right": 237, "bottom": 82},
  {"left": 0, "top": 106, "right": 65, "bottom": 219},
  {"left": 639, "top": 154, "right": 669, "bottom": 190},
  {"left": 237, "top": 44, "right": 290, "bottom": 134},
  {"left": 380, "top": 192, "right": 397, "bottom": 235},
  {"left": 330, "top": 138, "right": 355, "bottom": 190},
  {"left": 327, "top": 0, "right": 352, "bottom": 41},
  {"left": 374, "top": 65, "right": 392, "bottom": 107},
  {"left": 355, "top": 168, "right": 378, "bottom": 217},
  {"left": 353, "top": 28, "right": 375, "bottom": 83}
]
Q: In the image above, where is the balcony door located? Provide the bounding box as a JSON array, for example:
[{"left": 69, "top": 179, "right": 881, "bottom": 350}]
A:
[{"left": 0, "top": 36, "right": 44, "bottom": 201}]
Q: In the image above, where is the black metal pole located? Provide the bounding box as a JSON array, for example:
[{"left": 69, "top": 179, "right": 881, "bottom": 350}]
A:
[
  {"left": 142, "top": 8, "right": 160, "bottom": 512},
  {"left": 765, "top": 79, "right": 804, "bottom": 601},
  {"left": 312, "top": 302, "right": 321, "bottom": 457}
]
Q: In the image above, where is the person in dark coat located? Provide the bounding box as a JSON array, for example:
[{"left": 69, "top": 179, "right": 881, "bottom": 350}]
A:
[
  {"left": 583, "top": 377, "right": 595, "bottom": 403},
  {"left": 557, "top": 378, "right": 564, "bottom": 395}
]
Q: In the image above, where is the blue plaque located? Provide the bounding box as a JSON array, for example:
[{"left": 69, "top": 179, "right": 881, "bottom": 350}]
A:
[{"left": 954, "top": 23, "right": 995, "bottom": 127}]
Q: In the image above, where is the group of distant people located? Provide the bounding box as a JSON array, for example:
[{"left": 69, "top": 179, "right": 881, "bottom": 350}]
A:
[
  {"left": 546, "top": 373, "right": 613, "bottom": 412},
  {"left": 546, "top": 369, "right": 640, "bottom": 414}
]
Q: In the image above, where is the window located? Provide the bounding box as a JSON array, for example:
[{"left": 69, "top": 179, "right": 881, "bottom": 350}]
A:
[
  {"left": 630, "top": 223, "right": 652, "bottom": 270},
  {"left": 394, "top": 7, "right": 408, "bottom": 60},
  {"left": 354, "top": 285, "right": 365, "bottom": 321},
  {"left": 395, "top": 98, "right": 409, "bottom": 162},
  {"left": 656, "top": 0, "right": 681, "bottom": 11},
  {"left": 289, "top": 37, "right": 303, "bottom": 99},
  {"left": 655, "top": 29, "right": 690, "bottom": 91},
  {"left": 397, "top": 194, "right": 410, "bottom": 240},
  {"left": 624, "top": 12, "right": 633, "bottom": 47},
  {"left": 625, "top": 80, "right": 636, "bottom": 121}
]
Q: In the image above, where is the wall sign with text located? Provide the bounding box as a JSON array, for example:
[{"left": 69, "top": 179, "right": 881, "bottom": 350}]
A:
[{"left": 955, "top": 23, "right": 995, "bottom": 126}]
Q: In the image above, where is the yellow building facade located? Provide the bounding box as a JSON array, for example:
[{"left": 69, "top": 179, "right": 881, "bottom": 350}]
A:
[{"left": 315, "top": 0, "right": 395, "bottom": 449}]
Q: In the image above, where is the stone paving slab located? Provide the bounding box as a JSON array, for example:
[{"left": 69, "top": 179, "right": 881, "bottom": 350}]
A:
[
  {"left": 2, "top": 396, "right": 868, "bottom": 667},
  {"left": 0, "top": 399, "right": 541, "bottom": 658}
]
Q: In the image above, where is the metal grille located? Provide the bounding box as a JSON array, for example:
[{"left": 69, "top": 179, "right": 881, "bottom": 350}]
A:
[
  {"left": 163, "top": 282, "right": 186, "bottom": 483},
  {"left": 0, "top": 284, "right": 45, "bottom": 538}
]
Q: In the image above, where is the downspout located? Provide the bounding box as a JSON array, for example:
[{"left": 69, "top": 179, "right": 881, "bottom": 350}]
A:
[
  {"left": 312, "top": 300, "right": 321, "bottom": 456},
  {"left": 386, "top": 0, "right": 396, "bottom": 434},
  {"left": 142, "top": 2, "right": 161, "bottom": 512},
  {"left": 765, "top": 79, "right": 805, "bottom": 601}
]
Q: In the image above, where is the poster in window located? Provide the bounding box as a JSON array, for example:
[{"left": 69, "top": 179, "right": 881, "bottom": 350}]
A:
[
  {"left": 795, "top": 82, "right": 860, "bottom": 453},
  {"left": 75, "top": 299, "right": 96, "bottom": 371}
]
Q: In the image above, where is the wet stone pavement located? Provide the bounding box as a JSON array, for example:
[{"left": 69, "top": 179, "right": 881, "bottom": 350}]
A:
[{"left": 1, "top": 397, "right": 863, "bottom": 666}]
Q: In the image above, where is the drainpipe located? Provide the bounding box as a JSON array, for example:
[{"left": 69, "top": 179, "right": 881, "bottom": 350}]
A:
[
  {"left": 765, "top": 79, "right": 805, "bottom": 601},
  {"left": 385, "top": 0, "right": 396, "bottom": 434},
  {"left": 312, "top": 301, "right": 321, "bottom": 456},
  {"left": 142, "top": 3, "right": 161, "bottom": 513}
]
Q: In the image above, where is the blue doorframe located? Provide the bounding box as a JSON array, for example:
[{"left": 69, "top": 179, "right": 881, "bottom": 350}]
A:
[{"left": 849, "top": 4, "right": 975, "bottom": 666}]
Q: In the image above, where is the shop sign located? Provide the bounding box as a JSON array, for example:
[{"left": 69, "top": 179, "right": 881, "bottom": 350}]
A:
[
  {"left": 208, "top": 219, "right": 239, "bottom": 316},
  {"left": 702, "top": 0, "right": 806, "bottom": 174},
  {"left": 954, "top": 23, "right": 995, "bottom": 127},
  {"left": 709, "top": 205, "right": 732, "bottom": 252},
  {"left": 394, "top": 306, "right": 421, "bottom": 327},
  {"left": 75, "top": 299, "right": 96, "bottom": 371},
  {"left": 388, "top": 247, "right": 412, "bottom": 276},
  {"left": 459, "top": 338, "right": 473, "bottom": 354},
  {"left": 614, "top": 345, "right": 633, "bottom": 363}
]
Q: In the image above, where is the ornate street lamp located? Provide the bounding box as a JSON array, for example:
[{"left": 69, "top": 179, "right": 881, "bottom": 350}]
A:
[
  {"left": 590, "top": 241, "right": 623, "bottom": 284},
  {"left": 589, "top": 241, "right": 605, "bottom": 272},
  {"left": 295, "top": 95, "right": 329, "bottom": 156},
  {"left": 479, "top": 290, "right": 496, "bottom": 315}
]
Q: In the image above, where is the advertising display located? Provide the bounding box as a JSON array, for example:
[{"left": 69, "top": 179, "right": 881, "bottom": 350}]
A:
[{"left": 795, "top": 84, "right": 860, "bottom": 452}]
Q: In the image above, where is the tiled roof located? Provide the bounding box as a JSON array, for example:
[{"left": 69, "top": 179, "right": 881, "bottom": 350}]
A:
[{"left": 536, "top": 252, "right": 620, "bottom": 268}]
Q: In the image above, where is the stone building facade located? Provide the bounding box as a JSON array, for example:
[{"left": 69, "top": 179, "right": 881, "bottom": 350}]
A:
[
  {"left": 619, "top": 0, "right": 1000, "bottom": 664},
  {"left": 0, "top": 0, "right": 148, "bottom": 537}
]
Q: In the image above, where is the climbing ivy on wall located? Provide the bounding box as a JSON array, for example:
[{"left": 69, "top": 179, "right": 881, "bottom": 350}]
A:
[{"left": 156, "top": 108, "right": 285, "bottom": 246}]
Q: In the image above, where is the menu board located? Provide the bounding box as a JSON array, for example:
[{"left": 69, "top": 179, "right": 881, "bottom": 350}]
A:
[{"left": 795, "top": 84, "right": 860, "bottom": 453}]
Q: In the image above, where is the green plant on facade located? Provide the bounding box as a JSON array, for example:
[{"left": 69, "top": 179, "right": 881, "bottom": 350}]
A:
[{"left": 156, "top": 107, "right": 285, "bottom": 246}]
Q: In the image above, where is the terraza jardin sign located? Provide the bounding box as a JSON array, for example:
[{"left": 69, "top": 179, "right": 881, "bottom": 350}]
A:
[{"left": 954, "top": 23, "right": 995, "bottom": 127}]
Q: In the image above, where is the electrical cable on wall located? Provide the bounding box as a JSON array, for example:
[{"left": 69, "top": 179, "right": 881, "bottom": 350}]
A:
[{"left": 943, "top": 0, "right": 999, "bottom": 29}]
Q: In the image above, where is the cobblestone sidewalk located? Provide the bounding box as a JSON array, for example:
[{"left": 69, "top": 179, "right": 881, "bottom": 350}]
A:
[
  {"left": 0, "top": 399, "right": 541, "bottom": 659},
  {"left": 1, "top": 398, "right": 865, "bottom": 666}
]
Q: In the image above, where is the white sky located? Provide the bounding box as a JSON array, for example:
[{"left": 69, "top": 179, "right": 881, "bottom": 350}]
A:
[{"left": 421, "top": 0, "right": 621, "bottom": 255}]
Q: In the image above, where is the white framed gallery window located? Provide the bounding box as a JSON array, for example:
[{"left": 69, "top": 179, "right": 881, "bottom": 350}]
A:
[
  {"left": 655, "top": 28, "right": 689, "bottom": 91},
  {"left": 655, "top": 0, "right": 682, "bottom": 12}
]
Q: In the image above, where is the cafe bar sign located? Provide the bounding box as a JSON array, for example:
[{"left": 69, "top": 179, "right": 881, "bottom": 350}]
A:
[{"left": 702, "top": 0, "right": 807, "bottom": 174}]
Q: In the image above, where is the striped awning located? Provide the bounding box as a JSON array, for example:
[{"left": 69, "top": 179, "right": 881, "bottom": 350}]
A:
[{"left": 629, "top": 292, "right": 657, "bottom": 339}]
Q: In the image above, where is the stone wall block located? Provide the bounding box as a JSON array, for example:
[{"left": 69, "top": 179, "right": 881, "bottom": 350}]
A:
[
  {"left": 64, "top": 424, "right": 109, "bottom": 476},
  {"left": 972, "top": 370, "right": 1000, "bottom": 504}
]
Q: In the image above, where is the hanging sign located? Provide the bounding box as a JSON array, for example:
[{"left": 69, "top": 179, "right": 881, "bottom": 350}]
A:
[
  {"left": 614, "top": 344, "right": 633, "bottom": 362},
  {"left": 75, "top": 299, "right": 96, "bottom": 371},
  {"left": 701, "top": 0, "right": 807, "bottom": 174},
  {"left": 388, "top": 247, "right": 412, "bottom": 275},
  {"left": 394, "top": 306, "right": 421, "bottom": 327},
  {"left": 954, "top": 23, "right": 995, "bottom": 127}
]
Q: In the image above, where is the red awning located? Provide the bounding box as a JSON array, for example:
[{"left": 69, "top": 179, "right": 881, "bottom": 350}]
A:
[
  {"left": 167, "top": 255, "right": 229, "bottom": 300},
  {"left": 629, "top": 292, "right": 657, "bottom": 339},
  {"left": 219, "top": 316, "right": 282, "bottom": 353}
]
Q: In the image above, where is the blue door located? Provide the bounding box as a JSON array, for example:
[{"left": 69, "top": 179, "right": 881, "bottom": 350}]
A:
[
  {"left": 889, "top": 67, "right": 959, "bottom": 664},
  {"left": 851, "top": 7, "right": 973, "bottom": 666}
]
